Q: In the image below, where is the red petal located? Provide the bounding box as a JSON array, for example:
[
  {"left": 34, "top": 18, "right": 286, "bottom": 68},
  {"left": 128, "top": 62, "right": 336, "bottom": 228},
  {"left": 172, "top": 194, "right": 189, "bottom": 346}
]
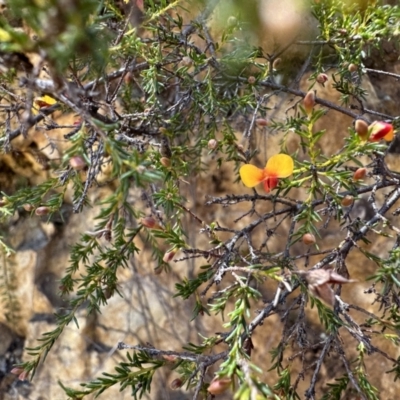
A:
[
  {"left": 369, "top": 121, "right": 394, "bottom": 142},
  {"left": 263, "top": 176, "right": 278, "bottom": 192}
]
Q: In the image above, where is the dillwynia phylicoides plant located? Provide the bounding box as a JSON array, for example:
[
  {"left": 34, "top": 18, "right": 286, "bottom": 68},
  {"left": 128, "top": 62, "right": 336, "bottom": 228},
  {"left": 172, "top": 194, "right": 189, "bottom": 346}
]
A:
[{"left": 0, "top": 0, "right": 399, "bottom": 399}]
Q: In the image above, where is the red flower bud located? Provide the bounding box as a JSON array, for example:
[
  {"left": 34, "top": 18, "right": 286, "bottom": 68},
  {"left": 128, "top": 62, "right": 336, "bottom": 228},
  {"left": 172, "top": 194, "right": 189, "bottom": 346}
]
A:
[
  {"left": 123, "top": 72, "right": 132, "bottom": 84},
  {"left": 207, "top": 377, "right": 232, "bottom": 395},
  {"left": 316, "top": 73, "right": 328, "bottom": 84},
  {"left": 208, "top": 139, "right": 218, "bottom": 149},
  {"left": 163, "top": 250, "right": 176, "bottom": 263},
  {"left": 348, "top": 63, "right": 358, "bottom": 72},
  {"left": 10, "top": 367, "right": 28, "bottom": 381},
  {"left": 35, "top": 206, "right": 50, "bottom": 216},
  {"left": 180, "top": 56, "right": 193, "bottom": 67},
  {"left": 341, "top": 195, "right": 354, "bottom": 207},
  {"left": 355, "top": 119, "right": 369, "bottom": 140},
  {"left": 170, "top": 378, "right": 183, "bottom": 390},
  {"left": 23, "top": 204, "right": 34, "bottom": 212},
  {"left": 140, "top": 216, "right": 160, "bottom": 229},
  {"left": 353, "top": 168, "right": 367, "bottom": 181},
  {"left": 302, "top": 233, "right": 316, "bottom": 245},
  {"left": 160, "top": 157, "right": 171, "bottom": 167},
  {"left": 163, "top": 354, "right": 178, "bottom": 362},
  {"left": 303, "top": 91, "right": 315, "bottom": 115},
  {"left": 69, "top": 156, "right": 86, "bottom": 171},
  {"left": 256, "top": 118, "right": 268, "bottom": 127}
]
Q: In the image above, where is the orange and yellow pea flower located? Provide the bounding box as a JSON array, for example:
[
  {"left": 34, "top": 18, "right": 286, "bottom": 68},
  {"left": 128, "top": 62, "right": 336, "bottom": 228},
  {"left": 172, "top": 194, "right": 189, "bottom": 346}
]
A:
[
  {"left": 239, "top": 154, "right": 294, "bottom": 192},
  {"left": 368, "top": 121, "right": 394, "bottom": 142},
  {"left": 32, "top": 95, "right": 57, "bottom": 115}
]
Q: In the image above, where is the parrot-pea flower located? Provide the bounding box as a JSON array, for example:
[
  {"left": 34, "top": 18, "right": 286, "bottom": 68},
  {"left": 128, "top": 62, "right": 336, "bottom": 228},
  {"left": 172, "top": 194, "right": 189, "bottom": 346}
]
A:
[
  {"left": 32, "top": 95, "right": 57, "bottom": 115},
  {"left": 239, "top": 154, "right": 294, "bottom": 192},
  {"left": 368, "top": 121, "right": 394, "bottom": 142}
]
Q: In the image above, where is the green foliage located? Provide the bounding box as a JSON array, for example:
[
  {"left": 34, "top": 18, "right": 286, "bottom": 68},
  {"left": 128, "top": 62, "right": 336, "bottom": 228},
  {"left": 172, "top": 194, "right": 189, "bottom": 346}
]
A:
[{"left": 0, "top": 0, "right": 399, "bottom": 399}]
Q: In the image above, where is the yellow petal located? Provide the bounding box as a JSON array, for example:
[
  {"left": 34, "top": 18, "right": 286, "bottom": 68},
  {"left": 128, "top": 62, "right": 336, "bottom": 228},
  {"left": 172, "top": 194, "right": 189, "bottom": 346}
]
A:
[
  {"left": 32, "top": 95, "right": 57, "bottom": 115},
  {"left": 384, "top": 127, "right": 394, "bottom": 142},
  {"left": 0, "top": 28, "right": 11, "bottom": 42},
  {"left": 37, "top": 95, "right": 57, "bottom": 106},
  {"left": 239, "top": 164, "right": 265, "bottom": 187},
  {"left": 265, "top": 154, "right": 294, "bottom": 178}
]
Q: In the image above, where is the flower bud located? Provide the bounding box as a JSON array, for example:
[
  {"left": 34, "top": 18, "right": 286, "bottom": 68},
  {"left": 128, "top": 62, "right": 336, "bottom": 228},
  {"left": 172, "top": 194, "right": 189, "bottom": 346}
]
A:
[
  {"left": 272, "top": 58, "right": 281, "bottom": 69},
  {"left": 23, "top": 204, "right": 34, "bottom": 212},
  {"left": 237, "top": 144, "right": 244, "bottom": 151},
  {"left": 35, "top": 206, "right": 50, "bottom": 216},
  {"left": 163, "top": 250, "right": 176, "bottom": 263},
  {"left": 160, "top": 157, "right": 171, "bottom": 168},
  {"left": 207, "top": 378, "right": 232, "bottom": 395},
  {"left": 140, "top": 216, "right": 159, "bottom": 229},
  {"left": 10, "top": 367, "right": 28, "bottom": 381},
  {"left": 163, "top": 354, "right": 178, "bottom": 362},
  {"left": 208, "top": 139, "right": 218, "bottom": 149},
  {"left": 123, "top": 72, "right": 132, "bottom": 84},
  {"left": 302, "top": 233, "right": 316, "bottom": 245},
  {"left": 368, "top": 121, "right": 394, "bottom": 142},
  {"left": 348, "top": 63, "right": 358, "bottom": 72},
  {"left": 10, "top": 367, "right": 24, "bottom": 376},
  {"left": 0, "top": 198, "right": 7, "bottom": 207},
  {"left": 170, "top": 378, "right": 183, "bottom": 390},
  {"left": 316, "top": 73, "right": 328, "bottom": 85},
  {"left": 355, "top": 119, "right": 369, "bottom": 140},
  {"left": 353, "top": 168, "right": 367, "bottom": 181},
  {"left": 256, "top": 118, "right": 268, "bottom": 127},
  {"left": 341, "top": 195, "right": 354, "bottom": 207},
  {"left": 303, "top": 91, "right": 315, "bottom": 115},
  {"left": 247, "top": 76, "right": 256, "bottom": 84},
  {"left": 180, "top": 56, "right": 193, "bottom": 67},
  {"left": 69, "top": 155, "right": 86, "bottom": 171},
  {"left": 227, "top": 16, "right": 237, "bottom": 27}
]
